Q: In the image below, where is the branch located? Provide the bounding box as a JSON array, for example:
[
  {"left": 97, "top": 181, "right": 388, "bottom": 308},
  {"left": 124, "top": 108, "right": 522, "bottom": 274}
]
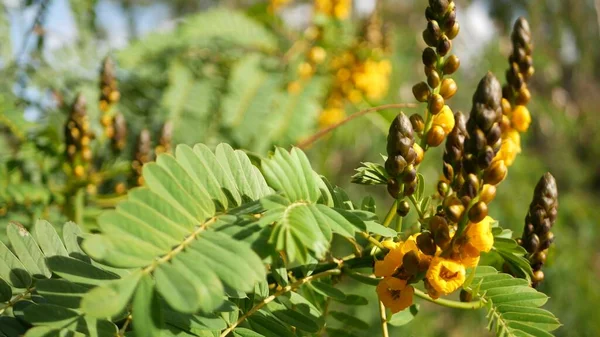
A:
[
  {"left": 296, "top": 103, "right": 418, "bottom": 149},
  {"left": 219, "top": 269, "right": 342, "bottom": 337},
  {"left": 379, "top": 301, "right": 390, "bottom": 337},
  {"left": 0, "top": 287, "right": 35, "bottom": 314}
]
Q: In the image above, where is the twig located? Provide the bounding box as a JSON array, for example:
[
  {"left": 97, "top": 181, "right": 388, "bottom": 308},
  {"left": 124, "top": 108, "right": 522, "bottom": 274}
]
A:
[
  {"left": 118, "top": 314, "right": 132, "bottom": 336},
  {"left": 296, "top": 103, "right": 418, "bottom": 149},
  {"left": 0, "top": 287, "right": 35, "bottom": 314},
  {"left": 379, "top": 301, "right": 390, "bottom": 337},
  {"left": 219, "top": 269, "right": 342, "bottom": 337},
  {"left": 362, "top": 232, "right": 386, "bottom": 250}
]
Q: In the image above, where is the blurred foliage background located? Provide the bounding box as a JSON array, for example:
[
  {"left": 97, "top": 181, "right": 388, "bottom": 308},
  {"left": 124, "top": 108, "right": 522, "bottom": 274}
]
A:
[{"left": 0, "top": 0, "right": 599, "bottom": 336}]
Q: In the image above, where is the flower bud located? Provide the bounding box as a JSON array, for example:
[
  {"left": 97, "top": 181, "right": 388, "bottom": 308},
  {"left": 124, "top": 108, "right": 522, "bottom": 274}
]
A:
[
  {"left": 480, "top": 184, "right": 497, "bottom": 204},
  {"left": 387, "top": 178, "right": 400, "bottom": 199},
  {"left": 511, "top": 105, "right": 531, "bottom": 132},
  {"left": 428, "top": 94, "right": 445, "bottom": 115},
  {"left": 440, "top": 78, "right": 457, "bottom": 99},
  {"left": 403, "top": 251, "right": 420, "bottom": 275},
  {"left": 443, "top": 55, "right": 460, "bottom": 75},
  {"left": 413, "top": 82, "right": 431, "bottom": 102},
  {"left": 468, "top": 201, "right": 488, "bottom": 223},
  {"left": 483, "top": 160, "right": 508, "bottom": 185},
  {"left": 459, "top": 289, "right": 472, "bottom": 302},
  {"left": 427, "top": 70, "right": 441, "bottom": 88},
  {"left": 410, "top": 114, "right": 425, "bottom": 133},
  {"left": 447, "top": 204, "right": 464, "bottom": 222},
  {"left": 446, "top": 22, "right": 460, "bottom": 40},
  {"left": 417, "top": 232, "right": 437, "bottom": 255},
  {"left": 413, "top": 143, "right": 424, "bottom": 165},
  {"left": 427, "top": 125, "right": 446, "bottom": 147},
  {"left": 422, "top": 47, "right": 437, "bottom": 67},
  {"left": 437, "top": 180, "right": 449, "bottom": 197},
  {"left": 437, "top": 36, "right": 452, "bottom": 56},
  {"left": 397, "top": 200, "right": 411, "bottom": 216}
]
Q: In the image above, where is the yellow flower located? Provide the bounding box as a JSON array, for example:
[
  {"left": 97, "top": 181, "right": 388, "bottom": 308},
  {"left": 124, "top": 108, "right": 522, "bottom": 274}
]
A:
[
  {"left": 432, "top": 105, "right": 455, "bottom": 134},
  {"left": 318, "top": 108, "right": 346, "bottom": 128},
  {"left": 352, "top": 59, "right": 391, "bottom": 100},
  {"left": 511, "top": 105, "right": 531, "bottom": 132},
  {"left": 456, "top": 250, "right": 480, "bottom": 268},
  {"left": 314, "top": 0, "right": 351, "bottom": 19},
  {"left": 426, "top": 257, "right": 466, "bottom": 295},
  {"left": 377, "top": 281, "right": 414, "bottom": 314},
  {"left": 297, "top": 62, "right": 314, "bottom": 79},
  {"left": 494, "top": 128, "right": 521, "bottom": 166},
  {"left": 465, "top": 216, "right": 494, "bottom": 253},
  {"left": 374, "top": 236, "right": 420, "bottom": 278}
]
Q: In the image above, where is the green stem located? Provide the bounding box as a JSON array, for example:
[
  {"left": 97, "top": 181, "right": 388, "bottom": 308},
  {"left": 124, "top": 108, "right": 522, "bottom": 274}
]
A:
[
  {"left": 379, "top": 300, "right": 390, "bottom": 337},
  {"left": 382, "top": 200, "right": 398, "bottom": 228},
  {"left": 220, "top": 269, "right": 342, "bottom": 337},
  {"left": 413, "top": 288, "right": 484, "bottom": 310},
  {"left": 409, "top": 195, "right": 425, "bottom": 219}
]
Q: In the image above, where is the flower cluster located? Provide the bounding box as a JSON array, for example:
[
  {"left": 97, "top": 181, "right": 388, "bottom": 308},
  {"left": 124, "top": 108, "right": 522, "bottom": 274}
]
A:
[
  {"left": 494, "top": 18, "right": 534, "bottom": 167},
  {"left": 375, "top": 216, "right": 494, "bottom": 312},
  {"left": 314, "top": 0, "right": 351, "bottom": 20},
  {"left": 318, "top": 8, "right": 391, "bottom": 128},
  {"left": 131, "top": 129, "right": 152, "bottom": 186},
  {"left": 519, "top": 173, "right": 558, "bottom": 287},
  {"left": 64, "top": 94, "right": 94, "bottom": 179},
  {"left": 99, "top": 57, "right": 127, "bottom": 153},
  {"left": 155, "top": 121, "right": 173, "bottom": 155},
  {"left": 411, "top": 0, "right": 460, "bottom": 148},
  {"left": 384, "top": 113, "right": 420, "bottom": 199}
]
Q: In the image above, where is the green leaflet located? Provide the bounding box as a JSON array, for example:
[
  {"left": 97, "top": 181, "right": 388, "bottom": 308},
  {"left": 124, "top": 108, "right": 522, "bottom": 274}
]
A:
[
  {"left": 81, "top": 144, "right": 268, "bottom": 316},
  {"left": 7, "top": 222, "right": 51, "bottom": 278},
  {"left": 388, "top": 304, "right": 419, "bottom": 326},
  {"left": 132, "top": 274, "right": 163, "bottom": 337},
  {"left": 465, "top": 266, "right": 561, "bottom": 337}
]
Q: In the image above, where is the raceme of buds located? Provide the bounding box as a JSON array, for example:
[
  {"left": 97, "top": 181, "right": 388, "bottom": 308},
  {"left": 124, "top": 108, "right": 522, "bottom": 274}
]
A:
[
  {"left": 155, "top": 121, "right": 173, "bottom": 155},
  {"left": 111, "top": 112, "right": 127, "bottom": 153},
  {"left": 64, "top": 94, "right": 94, "bottom": 178},
  {"left": 131, "top": 129, "right": 152, "bottom": 186},
  {"left": 442, "top": 111, "right": 467, "bottom": 183},
  {"left": 504, "top": 17, "right": 533, "bottom": 102},
  {"left": 520, "top": 173, "right": 558, "bottom": 287},
  {"left": 385, "top": 113, "right": 417, "bottom": 198},
  {"left": 463, "top": 72, "right": 503, "bottom": 175},
  {"left": 99, "top": 56, "right": 120, "bottom": 112}
]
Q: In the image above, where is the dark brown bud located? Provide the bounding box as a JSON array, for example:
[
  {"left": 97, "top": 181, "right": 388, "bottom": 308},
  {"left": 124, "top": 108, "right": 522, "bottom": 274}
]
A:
[
  {"left": 410, "top": 114, "right": 425, "bottom": 133},
  {"left": 483, "top": 160, "right": 507, "bottom": 185},
  {"left": 532, "top": 270, "right": 544, "bottom": 284},
  {"left": 447, "top": 204, "right": 464, "bottom": 222},
  {"left": 443, "top": 55, "right": 460, "bottom": 75},
  {"left": 413, "top": 82, "right": 431, "bottom": 102},
  {"left": 397, "top": 200, "right": 411, "bottom": 217},
  {"left": 459, "top": 289, "right": 472, "bottom": 302},
  {"left": 422, "top": 47, "right": 438, "bottom": 67},
  {"left": 437, "top": 36, "right": 452, "bottom": 56},
  {"left": 461, "top": 174, "right": 480, "bottom": 198},
  {"left": 427, "top": 70, "right": 441, "bottom": 88},
  {"left": 417, "top": 232, "right": 437, "bottom": 256},
  {"left": 468, "top": 201, "right": 488, "bottom": 223},
  {"left": 387, "top": 178, "right": 400, "bottom": 199},
  {"left": 404, "top": 180, "right": 418, "bottom": 196},
  {"left": 403, "top": 251, "right": 420, "bottom": 275},
  {"left": 423, "top": 29, "right": 438, "bottom": 47},
  {"left": 429, "top": 0, "right": 449, "bottom": 15},
  {"left": 440, "top": 78, "right": 457, "bottom": 99},
  {"left": 516, "top": 86, "right": 531, "bottom": 105},
  {"left": 427, "top": 20, "right": 442, "bottom": 40},
  {"left": 427, "top": 125, "right": 446, "bottom": 147},
  {"left": 429, "top": 94, "right": 445, "bottom": 114}
]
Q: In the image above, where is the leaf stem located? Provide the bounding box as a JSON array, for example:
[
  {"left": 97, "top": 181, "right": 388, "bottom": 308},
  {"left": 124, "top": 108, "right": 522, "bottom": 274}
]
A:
[
  {"left": 413, "top": 288, "right": 484, "bottom": 310},
  {"left": 362, "top": 232, "right": 386, "bottom": 250},
  {"left": 296, "top": 103, "right": 418, "bottom": 149},
  {"left": 382, "top": 200, "right": 398, "bottom": 228},
  {"left": 379, "top": 301, "right": 390, "bottom": 337},
  {"left": 219, "top": 269, "right": 342, "bottom": 337},
  {"left": 118, "top": 314, "right": 132, "bottom": 336},
  {"left": 409, "top": 195, "right": 425, "bottom": 220},
  {"left": 0, "top": 287, "right": 35, "bottom": 314}
]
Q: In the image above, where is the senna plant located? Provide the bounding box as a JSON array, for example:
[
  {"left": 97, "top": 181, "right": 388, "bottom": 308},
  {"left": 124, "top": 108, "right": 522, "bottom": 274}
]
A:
[{"left": 0, "top": 1, "right": 562, "bottom": 337}]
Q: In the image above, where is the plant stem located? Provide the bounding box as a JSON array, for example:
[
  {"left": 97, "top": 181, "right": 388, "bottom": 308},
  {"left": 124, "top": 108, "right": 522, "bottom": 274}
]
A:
[
  {"left": 382, "top": 200, "right": 398, "bottom": 228},
  {"left": 409, "top": 195, "right": 425, "bottom": 219},
  {"left": 0, "top": 287, "right": 34, "bottom": 315},
  {"left": 118, "top": 314, "right": 132, "bottom": 336},
  {"left": 413, "top": 288, "right": 484, "bottom": 310},
  {"left": 362, "top": 232, "right": 386, "bottom": 250},
  {"left": 219, "top": 269, "right": 342, "bottom": 337},
  {"left": 379, "top": 301, "right": 390, "bottom": 337},
  {"left": 65, "top": 187, "right": 85, "bottom": 224},
  {"left": 296, "top": 103, "right": 418, "bottom": 149}
]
